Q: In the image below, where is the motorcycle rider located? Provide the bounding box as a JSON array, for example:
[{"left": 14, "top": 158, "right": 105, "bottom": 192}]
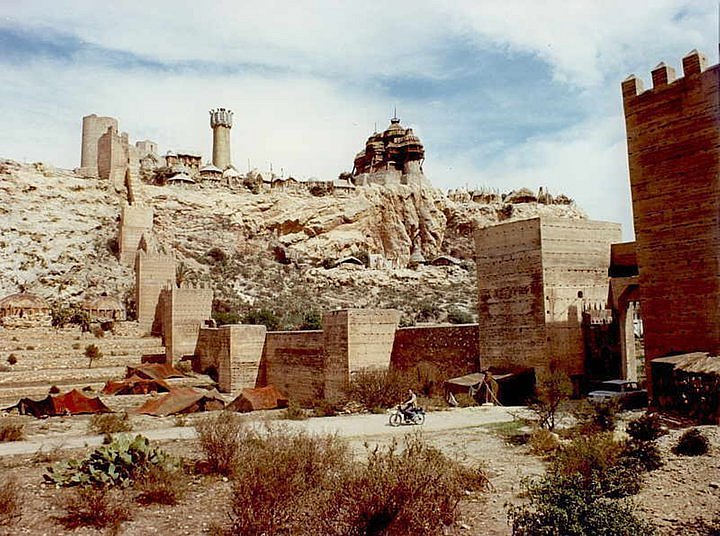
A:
[{"left": 400, "top": 388, "right": 417, "bottom": 421}]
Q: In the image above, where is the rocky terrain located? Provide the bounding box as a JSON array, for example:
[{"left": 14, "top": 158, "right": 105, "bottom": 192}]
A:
[{"left": 0, "top": 159, "right": 585, "bottom": 323}]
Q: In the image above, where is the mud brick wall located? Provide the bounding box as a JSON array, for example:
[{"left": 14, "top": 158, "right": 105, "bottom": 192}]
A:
[
  {"left": 476, "top": 218, "right": 548, "bottom": 371},
  {"left": 160, "top": 284, "right": 213, "bottom": 362},
  {"left": 542, "top": 219, "right": 621, "bottom": 375},
  {"left": 390, "top": 324, "right": 480, "bottom": 381},
  {"left": 622, "top": 54, "right": 720, "bottom": 367},
  {"left": 256, "top": 330, "right": 326, "bottom": 405},
  {"left": 119, "top": 202, "right": 153, "bottom": 266},
  {"left": 476, "top": 217, "right": 619, "bottom": 376},
  {"left": 97, "top": 127, "right": 128, "bottom": 186},
  {"left": 195, "top": 324, "right": 266, "bottom": 394},
  {"left": 345, "top": 309, "right": 400, "bottom": 371},
  {"left": 135, "top": 249, "right": 175, "bottom": 334}
]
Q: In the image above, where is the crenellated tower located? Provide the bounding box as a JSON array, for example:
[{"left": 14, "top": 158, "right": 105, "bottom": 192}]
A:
[
  {"left": 209, "top": 108, "right": 233, "bottom": 170},
  {"left": 621, "top": 50, "right": 720, "bottom": 377}
]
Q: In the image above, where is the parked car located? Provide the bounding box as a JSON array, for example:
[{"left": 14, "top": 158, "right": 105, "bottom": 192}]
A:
[{"left": 587, "top": 380, "right": 648, "bottom": 409}]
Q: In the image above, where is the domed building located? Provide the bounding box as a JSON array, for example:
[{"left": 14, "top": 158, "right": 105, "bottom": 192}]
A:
[
  {"left": 0, "top": 292, "right": 51, "bottom": 327},
  {"left": 352, "top": 115, "right": 427, "bottom": 187},
  {"left": 82, "top": 295, "right": 125, "bottom": 321}
]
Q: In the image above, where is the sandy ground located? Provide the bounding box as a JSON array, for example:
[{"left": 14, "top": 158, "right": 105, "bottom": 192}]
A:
[{"left": 0, "top": 407, "right": 718, "bottom": 535}]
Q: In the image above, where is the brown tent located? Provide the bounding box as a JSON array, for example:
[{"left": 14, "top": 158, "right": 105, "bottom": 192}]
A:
[
  {"left": 227, "top": 385, "right": 289, "bottom": 413},
  {"left": 126, "top": 363, "right": 185, "bottom": 381},
  {"left": 133, "top": 387, "right": 225, "bottom": 416},
  {"left": 102, "top": 375, "right": 172, "bottom": 396},
  {"left": 8, "top": 389, "right": 112, "bottom": 418}
]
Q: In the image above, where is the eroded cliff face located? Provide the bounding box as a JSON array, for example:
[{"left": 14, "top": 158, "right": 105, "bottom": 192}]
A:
[{"left": 0, "top": 159, "right": 585, "bottom": 320}]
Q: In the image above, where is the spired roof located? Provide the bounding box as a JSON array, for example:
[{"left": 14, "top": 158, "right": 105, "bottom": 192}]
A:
[
  {"left": 167, "top": 172, "right": 195, "bottom": 183},
  {"left": 133, "top": 387, "right": 225, "bottom": 416},
  {"left": 0, "top": 292, "right": 49, "bottom": 311},
  {"left": 199, "top": 163, "right": 223, "bottom": 174}
]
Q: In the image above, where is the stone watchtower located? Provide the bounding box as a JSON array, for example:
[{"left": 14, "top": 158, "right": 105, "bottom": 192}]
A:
[
  {"left": 209, "top": 108, "right": 233, "bottom": 170},
  {"left": 79, "top": 114, "right": 118, "bottom": 177}
]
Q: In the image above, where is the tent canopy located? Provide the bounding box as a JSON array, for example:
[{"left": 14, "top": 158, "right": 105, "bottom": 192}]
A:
[
  {"left": 102, "top": 375, "right": 171, "bottom": 396},
  {"left": 8, "top": 389, "right": 112, "bottom": 418},
  {"left": 126, "top": 363, "right": 185, "bottom": 381},
  {"left": 227, "top": 385, "right": 288, "bottom": 413},
  {"left": 133, "top": 387, "right": 225, "bottom": 416}
]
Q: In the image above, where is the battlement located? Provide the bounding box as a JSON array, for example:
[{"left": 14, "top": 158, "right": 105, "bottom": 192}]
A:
[
  {"left": 210, "top": 108, "right": 233, "bottom": 128},
  {"left": 622, "top": 49, "right": 711, "bottom": 100}
]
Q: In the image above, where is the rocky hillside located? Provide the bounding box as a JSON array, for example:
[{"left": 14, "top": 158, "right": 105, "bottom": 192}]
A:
[{"left": 0, "top": 159, "right": 585, "bottom": 326}]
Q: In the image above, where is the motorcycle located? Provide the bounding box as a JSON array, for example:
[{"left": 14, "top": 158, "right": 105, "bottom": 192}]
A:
[{"left": 388, "top": 405, "right": 426, "bottom": 426}]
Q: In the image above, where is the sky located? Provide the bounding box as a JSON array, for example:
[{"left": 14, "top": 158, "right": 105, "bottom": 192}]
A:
[{"left": 0, "top": 1, "right": 717, "bottom": 240}]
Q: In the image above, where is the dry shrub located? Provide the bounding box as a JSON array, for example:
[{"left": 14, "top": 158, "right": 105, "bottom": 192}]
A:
[
  {"left": 135, "top": 464, "right": 186, "bottom": 506},
  {"left": 6, "top": 353, "right": 17, "bottom": 366},
  {"left": 0, "top": 477, "right": 21, "bottom": 525},
  {"left": 626, "top": 412, "right": 666, "bottom": 442},
  {"left": 313, "top": 399, "right": 338, "bottom": 417},
  {"left": 88, "top": 412, "right": 132, "bottom": 437},
  {"left": 347, "top": 368, "right": 410, "bottom": 412},
  {"left": 528, "top": 428, "right": 560, "bottom": 457},
  {"left": 673, "top": 428, "right": 710, "bottom": 457},
  {"left": 339, "top": 435, "right": 489, "bottom": 535},
  {"left": 281, "top": 400, "right": 308, "bottom": 420},
  {"left": 55, "top": 486, "right": 131, "bottom": 531},
  {"left": 228, "top": 427, "right": 351, "bottom": 535},
  {"left": 0, "top": 419, "right": 25, "bottom": 442},
  {"left": 195, "top": 412, "right": 245, "bottom": 476},
  {"left": 221, "top": 429, "right": 488, "bottom": 536}
]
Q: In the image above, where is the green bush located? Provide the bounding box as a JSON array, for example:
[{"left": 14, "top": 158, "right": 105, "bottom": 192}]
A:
[
  {"left": 446, "top": 307, "right": 473, "bottom": 324},
  {"left": 508, "top": 472, "right": 656, "bottom": 536},
  {"left": 299, "top": 311, "right": 322, "bottom": 330},
  {"left": 621, "top": 440, "right": 663, "bottom": 472},
  {"left": 44, "top": 435, "right": 173, "bottom": 487},
  {"left": 673, "top": 428, "right": 710, "bottom": 457},
  {"left": 213, "top": 311, "right": 242, "bottom": 326},
  {"left": 626, "top": 413, "right": 666, "bottom": 442},
  {"left": 83, "top": 344, "right": 102, "bottom": 369},
  {"left": 242, "top": 308, "right": 280, "bottom": 331}
]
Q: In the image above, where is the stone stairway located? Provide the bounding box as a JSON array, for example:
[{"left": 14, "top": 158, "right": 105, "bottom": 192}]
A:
[{"left": 0, "top": 323, "right": 167, "bottom": 404}]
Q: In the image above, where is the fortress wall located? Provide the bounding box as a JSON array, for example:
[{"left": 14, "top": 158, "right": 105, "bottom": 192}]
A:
[
  {"left": 541, "top": 219, "right": 621, "bottom": 375},
  {"left": 119, "top": 203, "right": 153, "bottom": 266},
  {"left": 97, "top": 127, "right": 128, "bottom": 186},
  {"left": 346, "top": 309, "right": 400, "bottom": 371},
  {"left": 257, "top": 330, "right": 326, "bottom": 405},
  {"left": 80, "top": 114, "right": 117, "bottom": 176},
  {"left": 622, "top": 53, "right": 720, "bottom": 367},
  {"left": 195, "top": 324, "right": 266, "bottom": 394},
  {"left": 390, "top": 324, "right": 479, "bottom": 381},
  {"left": 161, "top": 284, "right": 213, "bottom": 362},
  {"left": 476, "top": 218, "right": 548, "bottom": 371},
  {"left": 135, "top": 250, "right": 176, "bottom": 334}
]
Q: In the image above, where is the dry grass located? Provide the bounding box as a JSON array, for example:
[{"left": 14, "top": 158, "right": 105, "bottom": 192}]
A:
[
  {"left": 347, "top": 368, "right": 411, "bottom": 412},
  {"left": 0, "top": 477, "right": 21, "bottom": 526},
  {"left": 55, "top": 486, "right": 131, "bottom": 531},
  {"left": 88, "top": 412, "right": 132, "bottom": 442},
  {"left": 528, "top": 428, "right": 561, "bottom": 457},
  {"left": 213, "top": 425, "right": 488, "bottom": 536},
  {"left": 281, "top": 400, "right": 309, "bottom": 420},
  {"left": 0, "top": 418, "right": 25, "bottom": 442},
  {"left": 195, "top": 412, "right": 245, "bottom": 476},
  {"left": 135, "top": 464, "right": 187, "bottom": 506}
]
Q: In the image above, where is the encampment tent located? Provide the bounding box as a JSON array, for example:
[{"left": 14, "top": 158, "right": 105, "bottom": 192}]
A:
[
  {"left": 133, "top": 387, "right": 225, "bottom": 416},
  {"left": 126, "top": 363, "right": 185, "bottom": 381},
  {"left": 227, "top": 385, "right": 288, "bottom": 413},
  {"left": 102, "top": 375, "right": 172, "bottom": 396},
  {"left": 7, "top": 389, "right": 112, "bottom": 418}
]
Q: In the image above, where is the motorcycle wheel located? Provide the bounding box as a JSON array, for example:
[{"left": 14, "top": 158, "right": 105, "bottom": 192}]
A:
[
  {"left": 413, "top": 412, "right": 426, "bottom": 425},
  {"left": 389, "top": 413, "right": 402, "bottom": 427}
]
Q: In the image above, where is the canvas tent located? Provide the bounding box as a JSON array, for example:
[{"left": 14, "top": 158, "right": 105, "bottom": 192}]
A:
[
  {"left": 444, "top": 367, "right": 535, "bottom": 406},
  {"left": 133, "top": 387, "right": 225, "bottom": 416},
  {"left": 227, "top": 385, "right": 288, "bottom": 413},
  {"left": 102, "top": 375, "right": 171, "bottom": 396},
  {"left": 7, "top": 389, "right": 112, "bottom": 418},
  {"left": 126, "top": 363, "right": 185, "bottom": 381}
]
